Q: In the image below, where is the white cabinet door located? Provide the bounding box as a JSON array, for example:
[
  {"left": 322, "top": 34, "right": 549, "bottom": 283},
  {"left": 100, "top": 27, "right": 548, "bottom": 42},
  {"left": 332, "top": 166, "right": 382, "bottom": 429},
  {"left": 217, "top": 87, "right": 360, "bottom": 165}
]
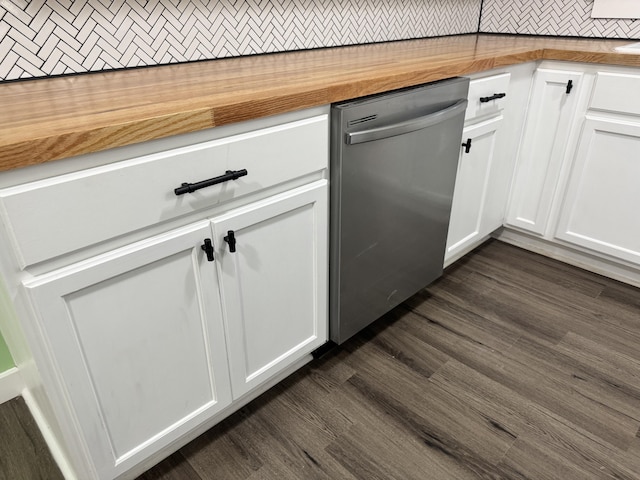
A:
[
  {"left": 213, "top": 180, "right": 328, "bottom": 399},
  {"left": 23, "top": 221, "right": 232, "bottom": 480},
  {"left": 555, "top": 116, "right": 640, "bottom": 265},
  {"left": 506, "top": 69, "right": 583, "bottom": 235},
  {"left": 446, "top": 116, "right": 503, "bottom": 264}
]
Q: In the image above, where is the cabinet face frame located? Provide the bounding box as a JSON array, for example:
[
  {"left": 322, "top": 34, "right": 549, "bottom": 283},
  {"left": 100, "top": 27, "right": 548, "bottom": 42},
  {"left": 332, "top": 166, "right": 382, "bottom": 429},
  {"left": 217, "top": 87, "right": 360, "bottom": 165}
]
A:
[
  {"left": 21, "top": 221, "right": 232, "bottom": 479},
  {"left": 212, "top": 180, "right": 328, "bottom": 399}
]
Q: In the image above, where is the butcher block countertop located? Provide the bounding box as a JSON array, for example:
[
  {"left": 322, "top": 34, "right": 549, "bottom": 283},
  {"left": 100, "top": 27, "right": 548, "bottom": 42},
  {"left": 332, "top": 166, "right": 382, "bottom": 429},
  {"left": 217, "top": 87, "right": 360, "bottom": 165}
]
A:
[{"left": 1, "top": 34, "right": 638, "bottom": 173}]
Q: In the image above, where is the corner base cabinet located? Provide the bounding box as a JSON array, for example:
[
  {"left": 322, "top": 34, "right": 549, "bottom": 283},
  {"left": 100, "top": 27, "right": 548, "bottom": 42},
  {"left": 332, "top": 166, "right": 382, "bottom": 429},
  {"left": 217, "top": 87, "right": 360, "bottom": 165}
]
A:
[
  {"left": 497, "top": 63, "right": 640, "bottom": 287},
  {"left": 0, "top": 107, "right": 329, "bottom": 480}
]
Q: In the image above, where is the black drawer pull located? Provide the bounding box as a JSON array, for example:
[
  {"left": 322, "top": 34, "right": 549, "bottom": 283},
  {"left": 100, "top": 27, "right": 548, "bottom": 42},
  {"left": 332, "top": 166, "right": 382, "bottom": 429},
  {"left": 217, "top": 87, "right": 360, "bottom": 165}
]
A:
[
  {"left": 174, "top": 169, "right": 248, "bottom": 196},
  {"left": 462, "top": 138, "right": 472, "bottom": 153},
  {"left": 479, "top": 93, "right": 506, "bottom": 103}
]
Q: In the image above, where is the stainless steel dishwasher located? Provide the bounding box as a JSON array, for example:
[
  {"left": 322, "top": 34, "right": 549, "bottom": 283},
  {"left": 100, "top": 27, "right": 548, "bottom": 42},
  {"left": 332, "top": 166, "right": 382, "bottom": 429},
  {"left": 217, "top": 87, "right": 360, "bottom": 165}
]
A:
[{"left": 330, "top": 77, "right": 469, "bottom": 344}]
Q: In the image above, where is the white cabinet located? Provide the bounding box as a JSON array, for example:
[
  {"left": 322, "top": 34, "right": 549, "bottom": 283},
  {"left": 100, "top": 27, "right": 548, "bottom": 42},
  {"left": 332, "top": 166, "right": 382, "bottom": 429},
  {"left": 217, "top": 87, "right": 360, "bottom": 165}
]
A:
[
  {"left": 0, "top": 115, "right": 327, "bottom": 268},
  {"left": 23, "top": 222, "right": 232, "bottom": 479},
  {"left": 506, "top": 68, "right": 583, "bottom": 235},
  {"left": 20, "top": 180, "right": 328, "bottom": 479},
  {"left": 445, "top": 64, "right": 534, "bottom": 266},
  {"left": 496, "top": 63, "right": 640, "bottom": 287},
  {"left": 445, "top": 71, "right": 511, "bottom": 265},
  {"left": 504, "top": 65, "right": 640, "bottom": 271},
  {"left": 554, "top": 117, "right": 640, "bottom": 265},
  {"left": 446, "top": 116, "right": 503, "bottom": 262},
  {"left": 554, "top": 70, "right": 640, "bottom": 267},
  {"left": 465, "top": 72, "right": 511, "bottom": 121},
  {"left": 0, "top": 106, "right": 329, "bottom": 480},
  {"left": 214, "top": 182, "right": 327, "bottom": 398},
  {"left": 590, "top": 72, "right": 640, "bottom": 116}
]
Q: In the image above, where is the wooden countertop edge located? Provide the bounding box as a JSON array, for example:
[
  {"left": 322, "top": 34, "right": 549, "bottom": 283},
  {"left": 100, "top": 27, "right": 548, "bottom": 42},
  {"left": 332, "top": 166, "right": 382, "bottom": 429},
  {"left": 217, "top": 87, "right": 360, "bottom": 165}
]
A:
[
  {"left": 0, "top": 109, "right": 215, "bottom": 172},
  {"left": 0, "top": 39, "right": 636, "bottom": 173},
  {"left": 541, "top": 48, "right": 640, "bottom": 66},
  {"left": 0, "top": 88, "right": 332, "bottom": 172}
]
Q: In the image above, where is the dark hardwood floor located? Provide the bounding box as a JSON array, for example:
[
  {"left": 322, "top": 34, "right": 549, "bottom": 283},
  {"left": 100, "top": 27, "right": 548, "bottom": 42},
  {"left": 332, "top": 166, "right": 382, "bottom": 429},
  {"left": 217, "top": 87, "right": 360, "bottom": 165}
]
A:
[
  {"left": 138, "top": 240, "right": 640, "bottom": 480},
  {"left": 0, "top": 396, "right": 64, "bottom": 480},
  {"left": 3, "top": 239, "right": 640, "bottom": 479}
]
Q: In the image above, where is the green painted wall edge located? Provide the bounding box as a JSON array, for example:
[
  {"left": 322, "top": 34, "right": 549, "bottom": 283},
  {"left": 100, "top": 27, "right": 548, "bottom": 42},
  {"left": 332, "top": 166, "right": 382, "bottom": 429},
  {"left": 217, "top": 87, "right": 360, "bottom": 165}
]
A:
[
  {"left": 0, "top": 330, "right": 13, "bottom": 372},
  {"left": 0, "top": 276, "right": 16, "bottom": 373}
]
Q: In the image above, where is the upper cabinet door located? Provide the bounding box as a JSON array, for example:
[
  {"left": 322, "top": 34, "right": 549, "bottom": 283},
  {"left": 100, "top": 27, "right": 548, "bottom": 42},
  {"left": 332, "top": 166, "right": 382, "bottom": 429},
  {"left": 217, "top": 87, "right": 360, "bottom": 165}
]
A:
[
  {"left": 23, "top": 221, "right": 231, "bottom": 480},
  {"left": 213, "top": 180, "right": 328, "bottom": 399},
  {"left": 555, "top": 116, "right": 640, "bottom": 265},
  {"left": 506, "top": 69, "right": 583, "bottom": 236}
]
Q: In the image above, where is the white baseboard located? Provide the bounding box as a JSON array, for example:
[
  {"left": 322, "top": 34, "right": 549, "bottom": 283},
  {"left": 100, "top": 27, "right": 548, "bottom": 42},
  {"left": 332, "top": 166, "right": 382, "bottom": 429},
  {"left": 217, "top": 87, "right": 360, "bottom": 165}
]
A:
[
  {"left": 22, "top": 388, "right": 78, "bottom": 480},
  {"left": 494, "top": 229, "right": 640, "bottom": 288},
  {"left": 0, "top": 367, "right": 23, "bottom": 404},
  {"left": 444, "top": 234, "right": 492, "bottom": 268}
]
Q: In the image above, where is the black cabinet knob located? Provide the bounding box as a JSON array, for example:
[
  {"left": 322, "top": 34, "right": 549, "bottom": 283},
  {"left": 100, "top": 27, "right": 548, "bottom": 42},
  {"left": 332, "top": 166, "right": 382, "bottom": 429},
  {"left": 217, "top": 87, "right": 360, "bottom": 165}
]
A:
[
  {"left": 224, "top": 230, "right": 237, "bottom": 253},
  {"left": 201, "top": 238, "right": 214, "bottom": 262}
]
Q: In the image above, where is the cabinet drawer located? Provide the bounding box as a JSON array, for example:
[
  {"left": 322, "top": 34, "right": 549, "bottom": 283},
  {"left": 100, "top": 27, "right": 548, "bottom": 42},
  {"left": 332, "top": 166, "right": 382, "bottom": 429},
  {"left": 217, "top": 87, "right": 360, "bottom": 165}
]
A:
[
  {"left": 465, "top": 73, "right": 511, "bottom": 122},
  {"left": 0, "top": 114, "right": 328, "bottom": 267},
  {"left": 590, "top": 72, "right": 640, "bottom": 116}
]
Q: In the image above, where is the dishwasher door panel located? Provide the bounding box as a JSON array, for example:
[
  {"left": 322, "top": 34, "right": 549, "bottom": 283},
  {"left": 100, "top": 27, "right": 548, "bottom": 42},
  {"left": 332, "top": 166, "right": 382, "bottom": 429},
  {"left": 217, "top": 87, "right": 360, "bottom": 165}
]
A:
[{"left": 330, "top": 78, "right": 469, "bottom": 344}]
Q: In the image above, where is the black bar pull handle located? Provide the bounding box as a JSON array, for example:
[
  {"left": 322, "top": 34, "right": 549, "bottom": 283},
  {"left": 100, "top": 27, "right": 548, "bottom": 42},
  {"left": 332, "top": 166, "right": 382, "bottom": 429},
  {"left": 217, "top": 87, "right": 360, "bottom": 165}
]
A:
[
  {"left": 479, "top": 92, "right": 506, "bottom": 103},
  {"left": 175, "top": 169, "right": 248, "bottom": 196},
  {"left": 566, "top": 80, "right": 574, "bottom": 94},
  {"left": 201, "top": 238, "right": 214, "bottom": 262},
  {"left": 224, "top": 230, "right": 237, "bottom": 253},
  {"left": 462, "top": 138, "right": 472, "bottom": 154}
]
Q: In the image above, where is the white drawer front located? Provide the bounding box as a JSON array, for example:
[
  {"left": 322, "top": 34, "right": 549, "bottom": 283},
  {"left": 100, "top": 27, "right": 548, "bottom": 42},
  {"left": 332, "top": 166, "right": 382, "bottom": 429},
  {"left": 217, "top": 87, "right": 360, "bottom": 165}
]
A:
[
  {"left": 466, "top": 73, "right": 511, "bottom": 122},
  {"left": 590, "top": 72, "right": 640, "bottom": 116},
  {"left": 0, "top": 114, "right": 328, "bottom": 267}
]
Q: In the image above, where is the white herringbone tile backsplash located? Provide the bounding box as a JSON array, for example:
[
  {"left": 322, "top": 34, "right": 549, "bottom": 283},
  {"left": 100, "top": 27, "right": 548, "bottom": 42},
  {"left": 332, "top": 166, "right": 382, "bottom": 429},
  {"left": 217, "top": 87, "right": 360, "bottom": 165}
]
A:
[
  {"left": 0, "top": 0, "right": 481, "bottom": 81},
  {"left": 481, "top": 0, "right": 640, "bottom": 39}
]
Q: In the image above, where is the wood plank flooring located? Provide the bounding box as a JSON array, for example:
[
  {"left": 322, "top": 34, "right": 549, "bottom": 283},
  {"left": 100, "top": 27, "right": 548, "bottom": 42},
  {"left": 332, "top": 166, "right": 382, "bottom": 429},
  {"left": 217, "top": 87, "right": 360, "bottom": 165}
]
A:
[
  {"left": 0, "top": 397, "right": 64, "bottom": 480},
  {"left": 3, "top": 239, "right": 640, "bottom": 479},
  {"left": 137, "top": 240, "right": 640, "bottom": 480}
]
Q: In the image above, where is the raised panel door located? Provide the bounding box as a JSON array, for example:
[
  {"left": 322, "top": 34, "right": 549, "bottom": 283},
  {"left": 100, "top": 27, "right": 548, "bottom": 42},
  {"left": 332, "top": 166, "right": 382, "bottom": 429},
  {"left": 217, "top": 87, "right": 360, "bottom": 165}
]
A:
[
  {"left": 555, "top": 116, "right": 640, "bottom": 265},
  {"left": 213, "top": 181, "right": 328, "bottom": 399},
  {"left": 506, "top": 69, "right": 583, "bottom": 235},
  {"left": 446, "top": 116, "right": 503, "bottom": 264},
  {"left": 23, "top": 221, "right": 231, "bottom": 479}
]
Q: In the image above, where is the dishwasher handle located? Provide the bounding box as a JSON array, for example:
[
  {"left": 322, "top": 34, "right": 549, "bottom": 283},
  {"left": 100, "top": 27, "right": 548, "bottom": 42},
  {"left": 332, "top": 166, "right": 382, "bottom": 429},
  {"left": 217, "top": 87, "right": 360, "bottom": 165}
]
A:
[{"left": 345, "top": 98, "right": 468, "bottom": 145}]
